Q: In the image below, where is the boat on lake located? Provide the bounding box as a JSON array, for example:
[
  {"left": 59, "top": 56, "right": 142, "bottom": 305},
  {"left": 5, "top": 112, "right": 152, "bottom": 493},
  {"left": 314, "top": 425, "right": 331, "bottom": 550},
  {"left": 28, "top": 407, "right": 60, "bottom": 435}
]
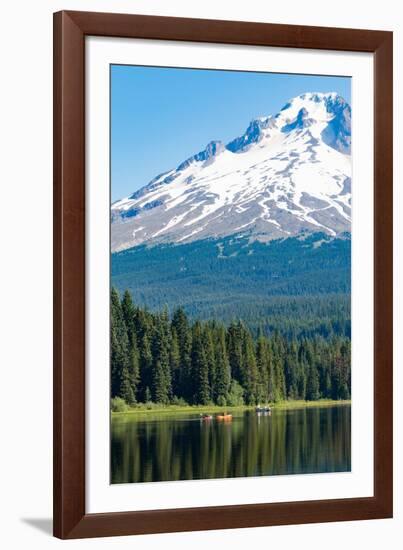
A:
[
  {"left": 200, "top": 413, "right": 213, "bottom": 421},
  {"left": 216, "top": 413, "right": 233, "bottom": 421},
  {"left": 256, "top": 405, "right": 272, "bottom": 415}
]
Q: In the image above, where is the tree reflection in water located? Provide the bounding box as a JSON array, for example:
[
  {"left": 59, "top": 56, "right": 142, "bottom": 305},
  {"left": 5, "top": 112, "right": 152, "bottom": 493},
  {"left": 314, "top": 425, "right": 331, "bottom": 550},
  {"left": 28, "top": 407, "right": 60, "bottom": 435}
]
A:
[{"left": 111, "top": 406, "right": 351, "bottom": 484}]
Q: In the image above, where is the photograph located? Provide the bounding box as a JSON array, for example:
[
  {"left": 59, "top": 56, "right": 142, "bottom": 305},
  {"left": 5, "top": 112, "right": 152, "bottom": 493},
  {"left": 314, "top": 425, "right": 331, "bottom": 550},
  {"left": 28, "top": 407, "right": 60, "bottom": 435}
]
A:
[
  {"left": 0, "top": 0, "right": 396, "bottom": 545},
  {"left": 109, "top": 65, "right": 352, "bottom": 484}
]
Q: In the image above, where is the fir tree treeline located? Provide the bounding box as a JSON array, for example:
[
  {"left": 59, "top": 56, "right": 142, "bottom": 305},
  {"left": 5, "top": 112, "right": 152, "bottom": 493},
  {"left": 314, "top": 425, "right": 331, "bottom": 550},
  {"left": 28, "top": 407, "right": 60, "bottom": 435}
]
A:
[
  {"left": 111, "top": 288, "right": 351, "bottom": 407},
  {"left": 112, "top": 233, "right": 351, "bottom": 339}
]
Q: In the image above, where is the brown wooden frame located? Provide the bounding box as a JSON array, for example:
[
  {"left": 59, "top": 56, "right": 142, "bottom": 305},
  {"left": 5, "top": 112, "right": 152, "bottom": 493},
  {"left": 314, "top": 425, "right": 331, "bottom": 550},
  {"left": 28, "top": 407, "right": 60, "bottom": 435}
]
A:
[{"left": 53, "top": 10, "right": 393, "bottom": 539}]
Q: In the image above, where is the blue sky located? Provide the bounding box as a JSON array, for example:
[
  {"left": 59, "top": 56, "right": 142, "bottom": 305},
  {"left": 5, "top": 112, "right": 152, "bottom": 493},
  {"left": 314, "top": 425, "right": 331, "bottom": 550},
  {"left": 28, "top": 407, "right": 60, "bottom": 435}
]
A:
[{"left": 111, "top": 65, "right": 351, "bottom": 201}]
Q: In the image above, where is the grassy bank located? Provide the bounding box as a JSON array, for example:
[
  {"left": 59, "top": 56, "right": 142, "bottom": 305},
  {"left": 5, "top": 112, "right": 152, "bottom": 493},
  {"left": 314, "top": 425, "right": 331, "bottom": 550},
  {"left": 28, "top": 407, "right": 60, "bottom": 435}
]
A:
[
  {"left": 268, "top": 399, "right": 351, "bottom": 410},
  {"left": 111, "top": 399, "right": 351, "bottom": 417}
]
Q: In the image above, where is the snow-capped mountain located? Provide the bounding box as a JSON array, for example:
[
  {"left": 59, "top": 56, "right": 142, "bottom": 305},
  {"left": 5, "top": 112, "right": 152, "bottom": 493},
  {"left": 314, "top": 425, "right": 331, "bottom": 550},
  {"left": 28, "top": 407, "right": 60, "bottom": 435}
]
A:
[{"left": 111, "top": 92, "right": 351, "bottom": 252}]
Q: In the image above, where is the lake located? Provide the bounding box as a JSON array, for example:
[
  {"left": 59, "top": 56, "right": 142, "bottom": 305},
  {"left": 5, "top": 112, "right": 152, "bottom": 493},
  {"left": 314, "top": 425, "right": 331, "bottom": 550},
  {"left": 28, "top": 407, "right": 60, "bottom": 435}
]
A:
[{"left": 111, "top": 405, "right": 351, "bottom": 484}]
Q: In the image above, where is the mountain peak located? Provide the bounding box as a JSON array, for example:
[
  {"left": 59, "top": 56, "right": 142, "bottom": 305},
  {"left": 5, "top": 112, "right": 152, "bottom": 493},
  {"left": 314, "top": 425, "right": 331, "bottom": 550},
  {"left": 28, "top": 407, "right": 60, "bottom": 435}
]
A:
[
  {"left": 227, "top": 116, "right": 276, "bottom": 153},
  {"left": 277, "top": 92, "right": 350, "bottom": 153},
  {"left": 299, "top": 91, "right": 338, "bottom": 101},
  {"left": 177, "top": 140, "right": 225, "bottom": 171},
  {"left": 112, "top": 92, "right": 351, "bottom": 251},
  {"left": 203, "top": 140, "right": 226, "bottom": 158},
  {"left": 279, "top": 91, "right": 348, "bottom": 120},
  {"left": 287, "top": 91, "right": 344, "bottom": 106},
  {"left": 227, "top": 92, "right": 349, "bottom": 154}
]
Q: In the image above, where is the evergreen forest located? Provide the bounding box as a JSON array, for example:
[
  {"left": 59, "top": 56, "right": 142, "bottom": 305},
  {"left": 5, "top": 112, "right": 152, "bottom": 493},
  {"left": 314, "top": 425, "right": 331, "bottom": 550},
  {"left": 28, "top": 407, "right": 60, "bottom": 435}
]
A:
[{"left": 111, "top": 288, "right": 351, "bottom": 407}]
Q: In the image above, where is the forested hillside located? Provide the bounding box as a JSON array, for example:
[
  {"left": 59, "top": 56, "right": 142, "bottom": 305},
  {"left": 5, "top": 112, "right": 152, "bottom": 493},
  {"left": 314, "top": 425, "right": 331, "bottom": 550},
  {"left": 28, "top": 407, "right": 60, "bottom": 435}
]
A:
[
  {"left": 111, "top": 289, "right": 351, "bottom": 407},
  {"left": 111, "top": 233, "right": 351, "bottom": 337}
]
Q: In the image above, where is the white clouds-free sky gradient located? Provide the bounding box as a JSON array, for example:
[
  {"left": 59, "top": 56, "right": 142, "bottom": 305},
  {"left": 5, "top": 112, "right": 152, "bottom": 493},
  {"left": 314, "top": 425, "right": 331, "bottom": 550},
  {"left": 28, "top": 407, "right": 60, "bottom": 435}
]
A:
[{"left": 111, "top": 65, "right": 351, "bottom": 202}]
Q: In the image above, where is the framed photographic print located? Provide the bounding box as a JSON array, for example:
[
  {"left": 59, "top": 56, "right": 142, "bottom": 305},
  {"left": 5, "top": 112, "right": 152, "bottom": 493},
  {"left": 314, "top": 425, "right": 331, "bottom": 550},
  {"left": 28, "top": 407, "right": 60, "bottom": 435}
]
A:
[{"left": 53, "top": 10, "right": 393, "bottom": 539}]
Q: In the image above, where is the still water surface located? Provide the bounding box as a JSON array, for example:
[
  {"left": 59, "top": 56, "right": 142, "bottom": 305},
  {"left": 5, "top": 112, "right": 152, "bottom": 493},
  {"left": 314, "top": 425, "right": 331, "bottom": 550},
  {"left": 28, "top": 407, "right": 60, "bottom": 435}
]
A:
[{"left": 111, "top": 405, "right": 351, "bottom": 484}]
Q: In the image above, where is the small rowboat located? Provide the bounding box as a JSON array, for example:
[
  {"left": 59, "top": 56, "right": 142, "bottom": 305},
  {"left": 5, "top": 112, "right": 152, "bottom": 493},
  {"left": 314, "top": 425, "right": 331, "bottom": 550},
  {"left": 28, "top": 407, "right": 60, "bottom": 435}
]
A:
[
  {"left": 256, "top": 406, "right": 272, "bottom": 414},
  {"left": 200, "top": 414, "right": 213, "bottom": 421},
  {"left": 216, "top": 413, "right": 232, "bottom": 421}
]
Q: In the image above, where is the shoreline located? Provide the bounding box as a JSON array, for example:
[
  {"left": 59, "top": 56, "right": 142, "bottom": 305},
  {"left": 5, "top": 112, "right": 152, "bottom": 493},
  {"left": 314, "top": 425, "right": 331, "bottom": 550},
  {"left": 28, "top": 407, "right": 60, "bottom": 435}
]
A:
[{"left": 111, "top": 399, "right": 351, "bottom": 417}]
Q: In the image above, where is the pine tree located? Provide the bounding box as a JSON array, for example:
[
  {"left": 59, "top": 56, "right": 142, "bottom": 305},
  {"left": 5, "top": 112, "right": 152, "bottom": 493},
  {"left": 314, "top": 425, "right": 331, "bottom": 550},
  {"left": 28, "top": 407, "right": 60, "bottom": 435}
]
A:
[
  {"left": 172, "top": 307, "right": 192, "bottom": 401},
  {"left": 139, "top": 332, "right": 153, "bottom": 401},
  {"left": 306, "top": 362, "right": 320, "bottom": 401},
  {"left": 119, "top": 362, "right": 135, "bottom": 404},
  {"left": 332, "top": 340, "right": 350, "bottom": 399},
  {"left": 151, "top": 316, "right": 172, "bottom": 404},
  {"left": 284, "top": 339, "right": 299, "bottom": 399},
  {"left": 256, "top": 335, "right": 270, "bottom": 404},
  {"left": 213, "top": 325, "right": 231, "bottom": 405},
  {"left": 110, "top": 288, "right": 130, "bottom": 399},
  {"left": 127, "top": 336, "right": 140, "bottom": 403},
  {"left": 340, "top": 340, "right": 351, "bottom": 399},
  {"left": 202, "top": 325, "right": 216, "bottom": 399},
  {"left": 118, "top": 290, "right": 141, "bottom": 403},
  {"left": 121, "top": 289, "right": 135, "bottom": 340},
  {"left": 191, "top": 322, "right": 210, "bottom": 405},
  {"left": 227, "top": 321, "right": 244, "bottom": 382},
  {"left": 269, "top": 335, "right": 286, "bottom": 402},
  {"left": 169, "top": 327, "right": 181, "bottom": 396},
  {"left": 242, "top": 331, "right": 259, "bottom": 405}
]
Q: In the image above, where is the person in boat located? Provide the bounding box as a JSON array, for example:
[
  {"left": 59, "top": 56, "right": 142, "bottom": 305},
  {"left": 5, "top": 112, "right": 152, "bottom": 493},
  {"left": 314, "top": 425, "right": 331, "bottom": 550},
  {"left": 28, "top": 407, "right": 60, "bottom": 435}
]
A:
[
  {"left": 256, "top": 404, "right": 272, "bottom": 413},
  {"left": 216, "top": 412, "right": 232, "bottom": 420}
]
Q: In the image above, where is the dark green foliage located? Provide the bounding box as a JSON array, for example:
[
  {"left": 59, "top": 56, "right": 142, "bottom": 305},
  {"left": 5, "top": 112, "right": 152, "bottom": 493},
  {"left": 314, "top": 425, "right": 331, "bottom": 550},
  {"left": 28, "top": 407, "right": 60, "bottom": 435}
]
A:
[
  {"left": 138, "top": 333, "right": 153, "bottom": 402},
  {"left": 191, "top": 322, "right": 211, "bottom": 405},
  {"left": 227, "top": 380, "right": 245, "bottom": 406},
  {"left": 169, "top": 328, "right": 181, "bottom": 392},
  {"left": 171, "top": 307, "right": 192, "bottom": 401},
  {"left": 119, "top": 362, "right": 135, "bottom": 405},
  {"left": 151, "top": 312, "right": 172, "bottom": 404},
  {"left": 306, "top": 363, "right": 320, "bottom": 401},
  {"left": 256, "top": 335, "right": 270, "bottom": 403},
  {"left": 212, "top": 326, "right": 231, "bottom": 405},
  {"left": 110, "top": 288, "right": 130, "bottom": 399},
  {"left": 111, "top": 289, "right": 351, "bottom": 406},
  {"left": 241, "top": 331, "right": 259, "bottom": 405},
  {"left": 227, "top": 322, "right": 245, "bottom": 383},
  {"left": 111, "top": 233, "right": 351, "bottom": 338},
  {"left": 119, "top": 290, "right": 141, "bottom": 403}
]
